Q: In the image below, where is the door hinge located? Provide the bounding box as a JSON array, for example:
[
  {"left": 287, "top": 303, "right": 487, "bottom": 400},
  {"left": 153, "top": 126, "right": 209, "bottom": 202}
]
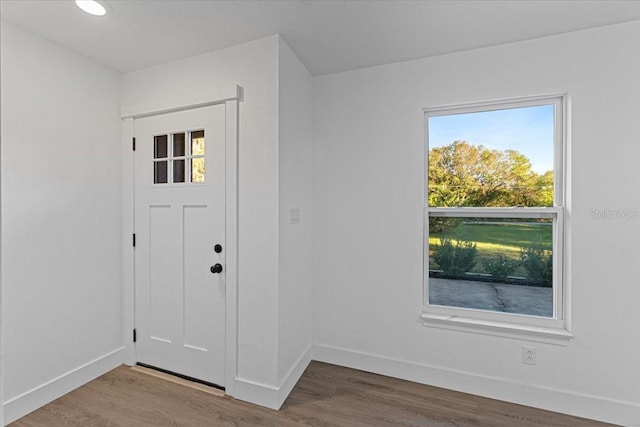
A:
[
  {"left": 133, "top": 329, "right": 137, "bottom": 343},
  {"left": 133, "top": 233, "right": 136, "bottom": 247},
  {"left": 132, "top": 137, "right": 136, "bottom": 151}
]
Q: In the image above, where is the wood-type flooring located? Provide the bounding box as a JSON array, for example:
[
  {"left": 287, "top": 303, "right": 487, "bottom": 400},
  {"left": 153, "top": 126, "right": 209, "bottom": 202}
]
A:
[{"left": 11, "top": 361, "right": 615, "bottom": 426}]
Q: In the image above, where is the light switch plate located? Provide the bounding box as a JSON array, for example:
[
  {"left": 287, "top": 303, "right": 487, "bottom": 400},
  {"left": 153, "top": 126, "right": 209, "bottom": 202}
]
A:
[{"left": 290, "top": 208, "right": 300, "bottom": 224}]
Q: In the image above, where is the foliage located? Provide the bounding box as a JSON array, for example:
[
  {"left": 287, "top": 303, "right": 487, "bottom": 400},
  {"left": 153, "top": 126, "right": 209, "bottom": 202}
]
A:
[
  {"left": 428, "top": 141, "right": 553, "bottom": 208},
  {"left": 520, "top": 246, "right": 553, "bottom": 286},
  {"left": 483, "top": 254, "right": 520, "bottom": 279},
  {"left": 428, "top": 216, "right": 463, "bottom": 234},
  {"left": 433, "top": 237, "right": 477, "bottom": 276},
  {"left": 535, "top": 171, "right": 554, "bottom": 207}
]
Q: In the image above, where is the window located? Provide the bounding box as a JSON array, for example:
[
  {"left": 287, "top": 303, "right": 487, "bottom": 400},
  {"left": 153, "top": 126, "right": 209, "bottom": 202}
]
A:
[
  {"left": 153, "top": 130, "right": 206, "bottom": 184},
  {"left": 422, "top": 96, "right": 570, "bottom": 341}
]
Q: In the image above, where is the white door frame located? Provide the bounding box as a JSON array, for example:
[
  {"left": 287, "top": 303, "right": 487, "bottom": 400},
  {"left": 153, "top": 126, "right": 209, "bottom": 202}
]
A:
[{"left": 121, "top": 85, "right": 242, "bottom": 396}]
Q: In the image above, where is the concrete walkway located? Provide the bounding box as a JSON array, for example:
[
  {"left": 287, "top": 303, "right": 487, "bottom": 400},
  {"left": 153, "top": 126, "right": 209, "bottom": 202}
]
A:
[{"left": 429, "top": 278, "right": 552, "bottom": 317}]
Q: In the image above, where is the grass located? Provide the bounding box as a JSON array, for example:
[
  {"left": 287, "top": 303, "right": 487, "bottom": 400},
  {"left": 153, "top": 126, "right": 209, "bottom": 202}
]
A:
[{"left": 428, "top": 221, "right": 552, "bottom": 275}]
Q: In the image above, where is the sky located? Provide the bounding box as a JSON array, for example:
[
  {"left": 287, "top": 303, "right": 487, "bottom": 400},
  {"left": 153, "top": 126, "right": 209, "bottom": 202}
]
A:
[{"left": 428, "top": 104, "right": 554, "bottom": 174}]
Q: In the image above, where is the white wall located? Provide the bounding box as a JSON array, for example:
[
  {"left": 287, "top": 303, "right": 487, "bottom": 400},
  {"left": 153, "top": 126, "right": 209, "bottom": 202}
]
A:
[
  {"left": 122, "top": 36, "right": 283, "bottom": 399},
  {"left": 312, "top": 21, "right": 640, "bottom": 426},
  {"left": 123, "top": 35, "right": 315, "bottom": 409},
  {"left": 277, "top": 37, "right": 313, "bottom": 402},
  {"left": 1, "top": 21, "right": 124, "bottom": 424}
]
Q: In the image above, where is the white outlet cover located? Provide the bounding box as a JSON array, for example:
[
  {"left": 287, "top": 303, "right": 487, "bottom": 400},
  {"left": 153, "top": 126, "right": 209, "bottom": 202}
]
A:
[{"left": 523, "top": 346, "right": 537, "bottom": 365}]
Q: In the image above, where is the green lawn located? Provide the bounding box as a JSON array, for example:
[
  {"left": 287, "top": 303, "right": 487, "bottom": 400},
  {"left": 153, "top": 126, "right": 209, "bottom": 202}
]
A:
[{"left": 428, "top": 221, "right": 552, "bottom": 275}]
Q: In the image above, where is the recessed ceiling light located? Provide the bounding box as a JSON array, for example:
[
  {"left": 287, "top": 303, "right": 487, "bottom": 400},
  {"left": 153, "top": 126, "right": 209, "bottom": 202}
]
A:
[{"left": 75, "top": 0, "right": 106, "bottom": 16}]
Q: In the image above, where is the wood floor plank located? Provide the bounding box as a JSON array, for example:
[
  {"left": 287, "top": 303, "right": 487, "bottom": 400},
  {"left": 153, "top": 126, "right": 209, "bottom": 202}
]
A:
[{"left": 10, "top": 361, "right": 616, "bottom": 427}]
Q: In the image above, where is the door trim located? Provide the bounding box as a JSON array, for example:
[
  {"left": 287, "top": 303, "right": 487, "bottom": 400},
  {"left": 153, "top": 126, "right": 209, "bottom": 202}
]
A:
[{"left": 121, "top": 85, "right": 242, "bottom": 397}]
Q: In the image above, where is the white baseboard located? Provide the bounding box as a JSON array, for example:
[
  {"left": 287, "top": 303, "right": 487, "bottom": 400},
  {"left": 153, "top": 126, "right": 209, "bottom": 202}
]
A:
[
  {"left": 3, "top": 347, "right": 125, "bottom": 425},
  {"left": 277, "top": 343, "right": 312, "bottom": 408},
  {"left": 233, "top": 377, "right": 280, "bottom": 409},
  {"left": 313, "top": 343, "right": 640, "bottom": 427},
  {"left": 234, "top": 343, "right": 312, "bottom": 410}
]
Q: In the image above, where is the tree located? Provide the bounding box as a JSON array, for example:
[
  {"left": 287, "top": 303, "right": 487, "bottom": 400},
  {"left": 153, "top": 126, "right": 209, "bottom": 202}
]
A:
[
  {"left": 428, "top": 141, "right": 553, "bottom": 208},
  {"left": 534, "top": 170, "right": 554, "bottom": 207}
]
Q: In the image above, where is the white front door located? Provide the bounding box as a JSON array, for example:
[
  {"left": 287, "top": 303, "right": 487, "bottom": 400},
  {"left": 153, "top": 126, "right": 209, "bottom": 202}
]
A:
[{"left": 134, "top": 104, "right": 225, "bottom": 387}]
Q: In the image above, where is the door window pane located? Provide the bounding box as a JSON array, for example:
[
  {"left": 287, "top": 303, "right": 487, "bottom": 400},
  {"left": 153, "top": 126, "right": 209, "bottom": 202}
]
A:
[
  {"left": 173, "top": 159, "right": 185, "bottom": 183},
  {"left": 191, "top": 158, "right": 205, "bottom": 183},
  {"left": 154, "top": 135, "right": 168, "bottom": 159},
  {"left": 191, "top": 130, "right": 205, "bottom": 156},
  {"left": 173, "top": 133, "right": 186, "bottom": 157},
  {"left": 154, "top": 161, "right": 168, "bottom": 184}
]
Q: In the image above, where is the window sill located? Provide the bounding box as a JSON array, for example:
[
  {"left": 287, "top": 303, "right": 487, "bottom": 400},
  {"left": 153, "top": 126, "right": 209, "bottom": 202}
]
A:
[{"left": 420, "top": 312, "right": 574, "bottom": 346}]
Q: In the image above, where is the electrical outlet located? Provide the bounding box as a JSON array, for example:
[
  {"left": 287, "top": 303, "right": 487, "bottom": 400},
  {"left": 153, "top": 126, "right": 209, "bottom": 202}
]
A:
[{"left": 523, "top": 346, "right": 536, "bottom": 365}]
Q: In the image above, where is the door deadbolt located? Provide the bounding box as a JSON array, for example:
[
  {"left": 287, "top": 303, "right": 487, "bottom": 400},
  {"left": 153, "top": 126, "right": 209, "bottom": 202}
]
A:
[
  {"left": 210, "top": 264, "right": 223, "bottom": 274},
  {"left": 214, "top": 244, "right": 223, "bottom": 253}
]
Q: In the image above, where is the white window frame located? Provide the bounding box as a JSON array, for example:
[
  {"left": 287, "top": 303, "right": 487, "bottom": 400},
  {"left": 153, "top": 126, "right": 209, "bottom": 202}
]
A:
[{"left": 421, "top": 95, "right": 572, "bottom": 344}]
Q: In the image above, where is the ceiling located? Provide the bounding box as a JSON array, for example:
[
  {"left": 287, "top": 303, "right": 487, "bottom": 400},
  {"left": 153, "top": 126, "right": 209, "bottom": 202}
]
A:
[{"left": 2, "top": 0, "right": 639, "bottom": 76}]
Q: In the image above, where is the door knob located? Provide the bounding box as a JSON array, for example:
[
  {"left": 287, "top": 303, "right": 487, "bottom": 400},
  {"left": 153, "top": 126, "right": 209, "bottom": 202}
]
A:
[{"left": 210, "top": 264, "right": 223, "bottom": 274}]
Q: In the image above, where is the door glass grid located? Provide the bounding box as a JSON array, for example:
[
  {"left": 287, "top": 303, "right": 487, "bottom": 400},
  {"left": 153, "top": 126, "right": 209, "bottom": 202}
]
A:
[{"left": 153, "top": 130, "right": 205, "bottom": 184}]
